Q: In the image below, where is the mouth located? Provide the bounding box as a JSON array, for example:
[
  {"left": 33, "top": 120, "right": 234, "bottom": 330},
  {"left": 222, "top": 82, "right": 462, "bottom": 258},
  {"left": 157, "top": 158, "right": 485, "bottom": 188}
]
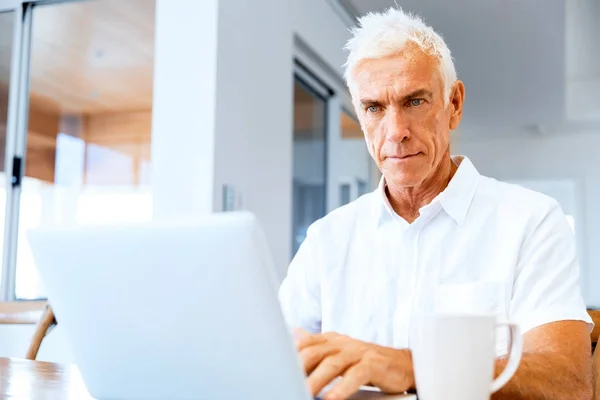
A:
[{"left": 387, "top": 152, "right": 421, "bottom": 161}]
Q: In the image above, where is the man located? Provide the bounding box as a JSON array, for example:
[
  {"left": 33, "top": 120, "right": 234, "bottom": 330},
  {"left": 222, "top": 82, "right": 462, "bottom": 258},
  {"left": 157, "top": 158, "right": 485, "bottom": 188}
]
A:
[{"left": 279, "top": 7, "right": 593, "bottom": 400}]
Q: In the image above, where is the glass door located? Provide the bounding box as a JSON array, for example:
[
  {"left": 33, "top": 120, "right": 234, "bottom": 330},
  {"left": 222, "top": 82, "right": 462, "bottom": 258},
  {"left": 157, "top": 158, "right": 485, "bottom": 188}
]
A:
[
  {"left": 8, "top": 0, "right": 156, "bottom": 299},
  {"left": 292, "top": 68, "right": 330, "bottom": 257}
]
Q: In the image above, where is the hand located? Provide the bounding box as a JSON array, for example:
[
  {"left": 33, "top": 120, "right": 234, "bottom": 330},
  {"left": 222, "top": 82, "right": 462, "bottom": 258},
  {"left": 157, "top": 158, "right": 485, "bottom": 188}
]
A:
[{"left": 294, "top": 329, "right": 415, "bottom": 399}]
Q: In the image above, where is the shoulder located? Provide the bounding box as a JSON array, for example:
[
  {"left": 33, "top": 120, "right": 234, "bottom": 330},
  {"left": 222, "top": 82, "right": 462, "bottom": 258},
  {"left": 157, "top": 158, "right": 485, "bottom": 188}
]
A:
[{"left": 474, "top": 176, "right": 561, "bottom": 222}]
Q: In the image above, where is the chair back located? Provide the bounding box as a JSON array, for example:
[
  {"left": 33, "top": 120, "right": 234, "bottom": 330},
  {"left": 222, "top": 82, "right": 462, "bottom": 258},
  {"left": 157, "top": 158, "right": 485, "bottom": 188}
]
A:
[
  {"left": 26, "top": 304, "right": 56, "bottom": 360},
  {"left": 0, "top": 301, "right": 45, "bottom": 325}
]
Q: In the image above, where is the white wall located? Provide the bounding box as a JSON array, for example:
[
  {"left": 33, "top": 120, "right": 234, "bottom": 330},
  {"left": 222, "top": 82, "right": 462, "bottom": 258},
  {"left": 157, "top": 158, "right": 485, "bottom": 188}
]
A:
[
  {"left": 152, "top": 0, "right": 219, "bottom": 217},
  {"left": 292, "top": 0, "right": 350, "bottom": 78},
  {"left": 453, "top": 132, "right": 600, "bottom": 307},
  {"left": 566, "top": 0, "right": 600, "bottom": 121},
  {"left": 209, "top": 0, "right": 351, "bottom": 277},
  {"left": 211, "top": 0, "right": 293, "bottom": 278},
  {"left": 151, "top": 0, "right": 351, "bottom": 277}
]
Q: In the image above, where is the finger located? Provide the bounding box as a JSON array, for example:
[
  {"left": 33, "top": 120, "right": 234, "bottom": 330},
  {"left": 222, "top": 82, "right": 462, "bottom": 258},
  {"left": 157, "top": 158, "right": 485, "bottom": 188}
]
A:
[
  {"left": 323, "top": 362, "right": 372, "bottom": 400},
  {"left": 296, "top": 332, "right": 327, "bottom": 351},
  {"left": 299, "top": 343, "right": 339, "bottom": 375},
  {"left": 292, "top": 327, "right": 311, "bottom": 342},
  {"left": 307, "top": 354, "right": 354, "bottom": 396}
]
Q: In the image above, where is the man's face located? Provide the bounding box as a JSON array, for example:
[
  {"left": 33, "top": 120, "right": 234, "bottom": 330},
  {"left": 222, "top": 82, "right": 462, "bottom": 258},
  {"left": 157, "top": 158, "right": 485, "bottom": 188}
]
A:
[{"left": 351, "top": 47, "right": 462, "bottom": 188}]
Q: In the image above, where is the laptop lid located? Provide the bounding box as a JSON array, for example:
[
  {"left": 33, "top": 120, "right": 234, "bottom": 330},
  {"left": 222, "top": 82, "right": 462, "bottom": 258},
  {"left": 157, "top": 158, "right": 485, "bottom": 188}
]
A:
[{"left": 28, "top": 211, "right": 311, "bottom": 400}]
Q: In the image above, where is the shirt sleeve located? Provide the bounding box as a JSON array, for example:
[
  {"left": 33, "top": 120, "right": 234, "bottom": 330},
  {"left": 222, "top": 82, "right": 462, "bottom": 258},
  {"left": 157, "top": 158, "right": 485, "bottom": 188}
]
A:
[
  {"left": 278, "top": 222, "right": 323, "bottom": 334},
  {"left": 510, "top": 200, "right": 593, "bottom": 334}
]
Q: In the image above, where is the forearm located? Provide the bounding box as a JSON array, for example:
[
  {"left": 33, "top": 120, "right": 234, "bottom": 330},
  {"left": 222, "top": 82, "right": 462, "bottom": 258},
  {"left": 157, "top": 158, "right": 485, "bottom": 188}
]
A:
[{"left": 492, "top": 352, "right": 592, "bottom": 400}]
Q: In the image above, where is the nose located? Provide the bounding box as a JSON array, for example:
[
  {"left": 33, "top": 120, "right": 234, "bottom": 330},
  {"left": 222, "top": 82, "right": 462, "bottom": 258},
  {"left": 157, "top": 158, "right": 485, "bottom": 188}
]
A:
[{"left": 384, "top": 107, "right": 410, "bottom": 143}]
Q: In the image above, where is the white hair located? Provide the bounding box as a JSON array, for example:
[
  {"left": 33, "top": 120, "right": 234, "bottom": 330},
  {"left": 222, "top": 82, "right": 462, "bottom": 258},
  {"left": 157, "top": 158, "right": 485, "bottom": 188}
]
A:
[{"left": 344, "top": 8, "right": 457, "bottom": 104}]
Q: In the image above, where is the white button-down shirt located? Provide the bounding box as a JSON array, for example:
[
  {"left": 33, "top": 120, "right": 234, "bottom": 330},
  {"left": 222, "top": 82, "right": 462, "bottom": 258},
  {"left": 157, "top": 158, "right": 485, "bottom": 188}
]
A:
[{"left": 279, "top": 156, "right": 592, "bottom": 350}]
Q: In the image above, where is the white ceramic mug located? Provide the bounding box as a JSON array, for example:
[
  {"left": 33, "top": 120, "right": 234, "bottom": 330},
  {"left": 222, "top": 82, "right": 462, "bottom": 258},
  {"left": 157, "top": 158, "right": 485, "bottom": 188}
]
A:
[{"left": 412, "top": 314, "right": 522, "bottom": 400}]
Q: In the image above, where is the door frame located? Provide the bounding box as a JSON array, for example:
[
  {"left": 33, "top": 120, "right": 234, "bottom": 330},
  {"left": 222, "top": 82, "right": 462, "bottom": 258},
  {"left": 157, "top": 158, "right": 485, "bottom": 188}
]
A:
[
  {"left": 0, "top": 1, "right": 30, "bottom": 301},
  {"left": 0, "top": 0, "right": 81, "bottom": 300}
]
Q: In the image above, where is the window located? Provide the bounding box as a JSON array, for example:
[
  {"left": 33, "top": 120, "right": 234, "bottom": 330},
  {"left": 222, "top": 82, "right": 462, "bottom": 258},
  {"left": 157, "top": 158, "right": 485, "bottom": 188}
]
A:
[
  {"left": 292, "top": 68, "right": 329, "bottom": 257},
  {"left": 336, "top": 109, "right": 378, "bottom": 206},
  {"left": 13, "top": 0, "right": 156, "bottom": 299},
  {"left": 339, "top": 183, "right": 351, "bottom": 206},
  {"left": 341, "top": 110, "right": 361, "bottom": 139}
]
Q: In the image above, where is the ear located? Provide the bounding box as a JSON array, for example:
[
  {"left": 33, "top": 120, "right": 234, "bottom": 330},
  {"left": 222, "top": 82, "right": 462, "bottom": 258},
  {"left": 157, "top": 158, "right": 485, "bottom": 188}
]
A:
[{"left": 448, "top": 81, "right": 465, "bottom": 130}]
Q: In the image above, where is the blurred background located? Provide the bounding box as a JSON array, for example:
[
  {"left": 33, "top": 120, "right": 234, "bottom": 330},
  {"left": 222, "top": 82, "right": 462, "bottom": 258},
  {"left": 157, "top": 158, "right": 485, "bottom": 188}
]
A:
[{"left": 0, "top": 0, "right": 598, "bottom": 362}]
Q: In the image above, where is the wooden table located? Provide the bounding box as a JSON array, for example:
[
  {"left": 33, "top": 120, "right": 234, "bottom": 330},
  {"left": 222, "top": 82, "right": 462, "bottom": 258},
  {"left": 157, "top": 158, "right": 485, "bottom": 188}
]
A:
[
  {"left": 0, "top": 358, "right": 93, "bottom": 399},
  {"left": 0, "top": 358, "right": 414, "bottom": 399}
]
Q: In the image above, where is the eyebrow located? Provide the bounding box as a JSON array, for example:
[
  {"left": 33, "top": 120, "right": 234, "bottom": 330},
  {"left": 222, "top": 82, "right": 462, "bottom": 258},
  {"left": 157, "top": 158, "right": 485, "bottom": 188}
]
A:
[{"left": 360, "top": 89, "right": 434, "bottom": 106}]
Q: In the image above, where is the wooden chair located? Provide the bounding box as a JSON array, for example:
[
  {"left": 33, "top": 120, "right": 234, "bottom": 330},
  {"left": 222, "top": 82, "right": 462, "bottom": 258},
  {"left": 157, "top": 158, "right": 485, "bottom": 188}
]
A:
[
  {"left": 0, "top": 301, "right": 46, "bottom": 325},
  {"left": 0, "top": 301, "right": 53, "bottom": 360},
  {"left": 25, "top": 303, "right": 56, "bottom": 360}
]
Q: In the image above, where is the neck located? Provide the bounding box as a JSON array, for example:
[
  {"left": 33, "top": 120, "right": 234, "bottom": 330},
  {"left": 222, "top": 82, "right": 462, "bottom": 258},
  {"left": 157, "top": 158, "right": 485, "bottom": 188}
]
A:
[{"left": 386, "top": 155, "right": 458, "bottom": 223}]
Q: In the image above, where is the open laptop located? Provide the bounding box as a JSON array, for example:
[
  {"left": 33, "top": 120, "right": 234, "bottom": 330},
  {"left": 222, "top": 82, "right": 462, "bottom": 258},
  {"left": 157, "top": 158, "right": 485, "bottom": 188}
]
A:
[{"left": 28, "top": 211, "right": 415, "bottom": 400}]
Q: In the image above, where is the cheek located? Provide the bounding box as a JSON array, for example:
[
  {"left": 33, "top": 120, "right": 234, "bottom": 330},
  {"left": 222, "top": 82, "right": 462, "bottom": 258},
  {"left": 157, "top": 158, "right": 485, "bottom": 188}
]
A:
[
  {"left": 431, "top": 112, "right": 449, "bottom": 142},
  {"left": 428, "top": 118, "right": 450, "bottom": 161},
  {"left": 421, "top": 112, "right": 446, "bottom": 150},
  {"left": 364, "top": 119, "right": 385, "bottom": 157}
]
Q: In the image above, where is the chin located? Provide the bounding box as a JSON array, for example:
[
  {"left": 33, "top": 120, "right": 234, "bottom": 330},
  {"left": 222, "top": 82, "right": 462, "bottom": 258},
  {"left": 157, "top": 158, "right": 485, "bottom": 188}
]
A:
[
  {"left": 382, "top": 159, "right": 430, "bottom": 183},
  {"left": 386, "top": 174, "right": 426, "bottom": 189},
  {"left": 382, "top": 165, "right": 428, "bottom": 188}
]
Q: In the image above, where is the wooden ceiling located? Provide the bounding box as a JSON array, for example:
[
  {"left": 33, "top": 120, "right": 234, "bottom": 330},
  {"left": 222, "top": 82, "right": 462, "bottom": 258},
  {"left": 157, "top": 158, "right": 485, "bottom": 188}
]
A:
[
  {"left": 30, "top": 0, "right": 155, "bottom": 114},
  {"left": 0, "top": 1, "right": 156, "bottom": 185},
  {"left": 0, "top": 0, "right": 155, "bottom": 115},
  {"left": 2, "top": 0, "right": 362, "bottom": 140}
]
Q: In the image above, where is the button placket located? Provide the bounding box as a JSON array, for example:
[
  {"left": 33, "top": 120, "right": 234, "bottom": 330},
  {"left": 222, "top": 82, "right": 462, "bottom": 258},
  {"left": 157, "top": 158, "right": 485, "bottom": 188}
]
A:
[{"left": 392, "top": 225, "right": 418, "bottom": 348}]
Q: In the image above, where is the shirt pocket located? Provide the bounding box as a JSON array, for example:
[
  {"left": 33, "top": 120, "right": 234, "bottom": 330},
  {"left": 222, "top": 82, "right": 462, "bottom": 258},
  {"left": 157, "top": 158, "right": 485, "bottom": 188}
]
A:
[{"left": 434, "top": 281, "right": 507, "bottom": 317}]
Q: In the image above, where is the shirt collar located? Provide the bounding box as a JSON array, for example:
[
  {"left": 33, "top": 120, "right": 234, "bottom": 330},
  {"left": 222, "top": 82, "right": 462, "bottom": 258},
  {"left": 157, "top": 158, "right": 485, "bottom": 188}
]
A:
[{"left": 375, "top": 155, "right": 480, "bottom": 226}]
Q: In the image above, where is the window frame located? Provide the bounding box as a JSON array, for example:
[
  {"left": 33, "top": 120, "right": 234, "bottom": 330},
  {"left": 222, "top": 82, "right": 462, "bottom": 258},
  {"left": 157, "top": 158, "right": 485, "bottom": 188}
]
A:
[
  {"left": 291, "top": 63, "right": 331, "bottom": 258},
  {"left": 294, "top": 36, "right": 357, "bottom": 214}
]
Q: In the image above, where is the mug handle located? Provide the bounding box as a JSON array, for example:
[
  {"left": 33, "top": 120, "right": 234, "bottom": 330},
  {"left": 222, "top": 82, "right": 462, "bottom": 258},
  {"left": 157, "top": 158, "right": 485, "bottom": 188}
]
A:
[{"left": 490, "top": 322, "right": 523, "bottom": 393}]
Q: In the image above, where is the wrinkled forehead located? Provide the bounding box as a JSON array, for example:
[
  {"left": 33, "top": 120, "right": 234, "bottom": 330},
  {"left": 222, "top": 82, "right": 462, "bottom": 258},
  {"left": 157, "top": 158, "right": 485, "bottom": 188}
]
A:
[{"left": 350, "top": 48, "right": 443, "bottom": 101}]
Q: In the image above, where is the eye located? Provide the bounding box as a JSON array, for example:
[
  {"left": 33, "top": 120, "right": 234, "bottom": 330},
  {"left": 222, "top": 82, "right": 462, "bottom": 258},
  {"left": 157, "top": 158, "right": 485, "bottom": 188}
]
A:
[
  {"left": 409, "top": 99, "right": 424, "bottom": 107},
  {"left": 367, "top": 105, "right": 379, "bottom": 113}
]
